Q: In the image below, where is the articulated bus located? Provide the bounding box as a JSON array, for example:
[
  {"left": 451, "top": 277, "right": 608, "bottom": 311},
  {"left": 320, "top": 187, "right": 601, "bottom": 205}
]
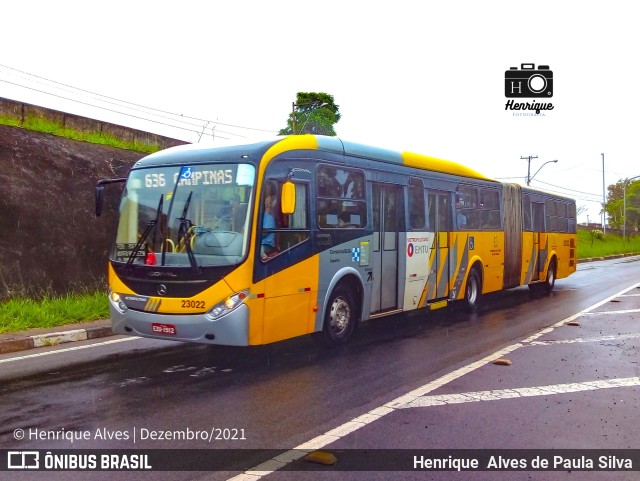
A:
[{"left": 96, "top": 135, "right": 577, "bottom": 347}]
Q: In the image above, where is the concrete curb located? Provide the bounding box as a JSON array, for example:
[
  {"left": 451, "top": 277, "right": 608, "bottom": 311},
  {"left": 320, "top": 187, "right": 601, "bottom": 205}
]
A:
[
  {"left": 577, "top": 252, "right": 640, "bottom": 263},
  {"left": 0, "top": 324, "right": 112, "bottom": 355}
]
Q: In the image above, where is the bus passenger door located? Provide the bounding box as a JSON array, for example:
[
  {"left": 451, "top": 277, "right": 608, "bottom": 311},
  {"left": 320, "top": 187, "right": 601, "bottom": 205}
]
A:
[
  {"left": 531, "top": 202, "right": 545, "bottom": 281},
  {"left": 427, "top": 191, "right": 452, "bottom": 300},
  {"left": 371, "top": 184, "right": 401, "bottom": 313}
]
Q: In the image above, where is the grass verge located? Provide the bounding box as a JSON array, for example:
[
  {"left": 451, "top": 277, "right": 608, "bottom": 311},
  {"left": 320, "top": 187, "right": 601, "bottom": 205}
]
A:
[
  {"left": 0, "top": 114, "right": 161, "bottom": 153},
  {"left": 577, "top": 229, "right": 640, "bottom": 259},
  {"left": 0, "top": 291, "right": 108, "bottom": 334}
]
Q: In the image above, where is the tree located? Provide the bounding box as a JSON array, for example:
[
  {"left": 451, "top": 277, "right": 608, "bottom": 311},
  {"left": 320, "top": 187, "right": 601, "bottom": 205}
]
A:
[
  {"left": 278, "top": 92, "right": 340, "bottom": 136},
  {"left": 604, "top": 178, "right": 640, "bottom": 232}
]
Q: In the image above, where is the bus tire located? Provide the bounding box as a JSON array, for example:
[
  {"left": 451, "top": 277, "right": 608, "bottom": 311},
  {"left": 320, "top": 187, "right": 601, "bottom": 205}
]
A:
[
  {"left": 315, "top": 285, "right": 357, "bottom": 347},
  {"left": 542, "top": 257, "right": 557, "bottom": 292},
  {"left": 463, "top": 267, "right": 482, "bottom": 312}
]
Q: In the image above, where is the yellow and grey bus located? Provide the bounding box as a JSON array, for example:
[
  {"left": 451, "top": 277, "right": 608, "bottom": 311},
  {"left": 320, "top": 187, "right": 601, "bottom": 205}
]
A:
[{"left": 96, "top": 135, "right": 577, "bottom": 347}]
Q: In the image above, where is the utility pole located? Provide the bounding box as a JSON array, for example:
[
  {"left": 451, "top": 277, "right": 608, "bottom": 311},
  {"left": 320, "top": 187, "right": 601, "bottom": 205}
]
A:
[
  {"left": 602, "top": 153, "right": 606, "bottom": 234},
  {"left": 291, "top": 101, "right": 328, "bottom": 135},
  {"left": 291, "top": 102, "right": 297, "bottom": 134},
  {"left": 521, "top": 155, "right": 538, "bottom": 185}
]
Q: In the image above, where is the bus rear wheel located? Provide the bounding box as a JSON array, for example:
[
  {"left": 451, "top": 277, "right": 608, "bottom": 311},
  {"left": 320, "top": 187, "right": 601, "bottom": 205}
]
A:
[
  {"left": 529, "top": 258, "right": 557, "bottom": 294},
  {"left": 314, "top": 285, "right": 357, "bottom": 347},
  {"left": 463, "top": 268, "right": 482, "bottom": 312},
  {"left": 542, "top": 258, "right": 557, "bottom": 292}
]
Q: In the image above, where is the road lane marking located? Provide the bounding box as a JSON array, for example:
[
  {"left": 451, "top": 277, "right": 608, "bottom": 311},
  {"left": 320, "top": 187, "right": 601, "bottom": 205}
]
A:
[
  {"left": 580, "top": 309, "right": 640, "bottom": 315},
  {"left": 0, "top": 337, "right": 139, "bottom": 364},
  {"left": 399, "top": 376, "right": 640, "bottom": 408},
  {"left": 223, "top": 281, "right": 640, "bottom": 481},
  {"left": 526, "top": 333, "right": 640, "bottom": 346}
]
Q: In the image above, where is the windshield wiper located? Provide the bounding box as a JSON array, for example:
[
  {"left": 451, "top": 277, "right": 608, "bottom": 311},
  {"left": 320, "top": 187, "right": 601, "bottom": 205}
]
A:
[
  {"left": 176, "top": 191, "right": 200, "bottom": 274},
  {"left": 126, "top": 194, "right": 164, "bottom": 268}
]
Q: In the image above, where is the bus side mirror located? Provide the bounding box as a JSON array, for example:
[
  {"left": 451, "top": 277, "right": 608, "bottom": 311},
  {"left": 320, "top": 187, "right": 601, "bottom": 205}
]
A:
[
  {"left": 95, "top": 185, "right": 105, "bottom": 217},
  {"left": 95, "top": 177, "right": 127, "bottom": 217},
  {"left": 281, "top": 181, "right": 296, "bottom": 214}
]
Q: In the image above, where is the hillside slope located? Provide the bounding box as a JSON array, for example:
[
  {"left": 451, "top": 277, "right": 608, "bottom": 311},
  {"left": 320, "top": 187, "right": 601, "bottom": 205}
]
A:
[{"left": 0, "top": 124, "right": 145, "bottom": 299}]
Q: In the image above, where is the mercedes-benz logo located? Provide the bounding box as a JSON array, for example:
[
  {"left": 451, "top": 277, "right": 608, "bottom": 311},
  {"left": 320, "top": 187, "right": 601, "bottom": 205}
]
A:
[{"left": 157, "top": 284, "right": 168, "bottom": 296}]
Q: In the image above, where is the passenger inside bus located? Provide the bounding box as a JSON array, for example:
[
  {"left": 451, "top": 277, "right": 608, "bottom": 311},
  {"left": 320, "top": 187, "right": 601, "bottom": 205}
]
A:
[
  {"left": 318, "top": 167, "right": 341, "bottom": 197},
  {"left": 456, "top": 199, "right": 467, "bottom": 228}
]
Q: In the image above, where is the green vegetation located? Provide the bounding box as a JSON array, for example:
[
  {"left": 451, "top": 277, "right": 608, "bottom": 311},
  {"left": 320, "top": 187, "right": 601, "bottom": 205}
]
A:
[
  {"left": 0, "top": 114, "right": 161, "bottom": 153},
  {"left": 603, "top": 178, "right": 640, "bottom": 233},
  {"left": 577, "top": 228, "right": 640, "bottom": 259},
  {"left": 0, "top": 291, "right": 108, "bottom": 334},
  {"left": 279, "top": 92, "right": 340, "bottom": 136}
]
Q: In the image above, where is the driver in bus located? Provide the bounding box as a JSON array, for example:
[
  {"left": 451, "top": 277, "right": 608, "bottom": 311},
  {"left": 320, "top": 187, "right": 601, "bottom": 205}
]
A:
[{"left": 261, "top": 193, "right": 277, "bottom": 258}]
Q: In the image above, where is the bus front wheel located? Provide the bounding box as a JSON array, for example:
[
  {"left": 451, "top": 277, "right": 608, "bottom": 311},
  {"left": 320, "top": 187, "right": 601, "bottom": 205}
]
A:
[{"left": 314, "top": 285, "right": 357, "bottom": 347}]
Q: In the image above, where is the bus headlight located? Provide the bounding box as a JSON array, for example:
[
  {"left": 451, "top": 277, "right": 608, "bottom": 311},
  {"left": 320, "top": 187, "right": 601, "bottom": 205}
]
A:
[
  {"left": 109, "top": 291, "right": 128, "bottom": 314},
  {"left": 205, "top": 290, "right": 249, "bottom": 321}
]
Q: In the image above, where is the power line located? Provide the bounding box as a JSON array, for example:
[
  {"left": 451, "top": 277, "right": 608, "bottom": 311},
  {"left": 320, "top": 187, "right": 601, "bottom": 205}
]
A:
[
  {"left": 530, "top": 179, "right": 602, "bottom": 198},
  {"left": 0, "top": 63, "right": 276, "bottom": 132},
  {"left": 0, "top": 63, "right": 278, "bottom": 138},
  {"left": 0, "top": 78, "right": 233, "bottom": 140},
  {"left": 1, "top": 67, "right": 244, "bottom": 136}
]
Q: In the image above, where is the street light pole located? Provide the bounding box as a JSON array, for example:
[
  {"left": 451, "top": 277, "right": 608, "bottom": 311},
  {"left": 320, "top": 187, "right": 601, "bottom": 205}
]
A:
[{"left": 525, "top": 158, "right": 558, "bottom": 186}]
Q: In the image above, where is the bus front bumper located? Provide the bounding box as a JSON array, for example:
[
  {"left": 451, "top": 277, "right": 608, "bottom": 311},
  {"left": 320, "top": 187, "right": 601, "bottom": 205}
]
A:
[{"left": 110, "top": 304, "right": 250, "bottom": 346}]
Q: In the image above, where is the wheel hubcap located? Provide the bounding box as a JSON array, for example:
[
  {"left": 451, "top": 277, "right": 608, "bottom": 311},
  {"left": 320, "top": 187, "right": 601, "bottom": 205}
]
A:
[
  {"left": 329, "top": 297, "right": 350, "bottom": 335},
  {"left": 467, "top": 278, "right": 477, "bottom": 305}
]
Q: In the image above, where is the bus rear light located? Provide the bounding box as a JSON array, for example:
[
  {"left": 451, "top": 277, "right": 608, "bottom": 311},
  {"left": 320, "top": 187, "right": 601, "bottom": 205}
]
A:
[{"left": 205, "top": 290, "right": 249, "bottom": 321}]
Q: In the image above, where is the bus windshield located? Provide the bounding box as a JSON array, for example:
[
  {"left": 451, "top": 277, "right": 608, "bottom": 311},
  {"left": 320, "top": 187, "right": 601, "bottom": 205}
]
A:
[{"left": 112, "top": 163, "right": 256, "bottom": 267}]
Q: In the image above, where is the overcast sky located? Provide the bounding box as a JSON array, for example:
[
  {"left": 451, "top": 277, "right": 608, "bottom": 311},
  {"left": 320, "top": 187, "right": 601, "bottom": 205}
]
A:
[{"left": 2, "top": 0, "right": 638, "bottom": 224}]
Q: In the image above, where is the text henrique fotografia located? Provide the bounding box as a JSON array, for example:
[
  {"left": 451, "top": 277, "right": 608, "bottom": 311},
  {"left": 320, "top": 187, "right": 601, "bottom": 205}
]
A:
[{"left": 505, "top": 63, "right": 554, "bottom": 116}]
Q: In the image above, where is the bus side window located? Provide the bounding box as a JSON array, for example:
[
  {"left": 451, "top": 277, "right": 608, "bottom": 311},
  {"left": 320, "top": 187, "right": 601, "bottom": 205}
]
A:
[
  {"left": 279, "top": 183, "right": 310, "bottom": 249},
  {"left": 409, "top": 178, "right": 425, "bottom": 230},
  {"left": 427, "top": 193, "right": 436, "bottom": 230},
  {"left": 261, "top": 181, "right": 279, "bottom": 259},
  {"left": 438, "top": 195, "right": 451, "bottom": 231},
  {"left": 523, "top": 195, "right": 532, "bottom": 231},
  {"left": 316, "top": 165, "right": 366, "bottom": 229},
  {"left": 262, "top": 181, "right": 310, "bottom": 261}
]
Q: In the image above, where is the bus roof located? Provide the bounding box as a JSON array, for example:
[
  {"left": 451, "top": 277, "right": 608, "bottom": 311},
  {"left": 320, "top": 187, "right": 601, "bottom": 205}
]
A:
[{"left": 134, "top": 135, "right": 495, "bottom": 182}]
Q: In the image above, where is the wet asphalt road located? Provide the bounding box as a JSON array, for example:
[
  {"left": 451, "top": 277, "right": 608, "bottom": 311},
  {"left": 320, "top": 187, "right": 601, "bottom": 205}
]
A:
[{"left": 1, "top": 256, "right": 639, "bottom": 481}]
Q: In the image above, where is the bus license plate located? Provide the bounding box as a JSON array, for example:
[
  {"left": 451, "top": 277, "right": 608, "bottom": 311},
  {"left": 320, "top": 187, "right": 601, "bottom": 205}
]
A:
[{"left": 152, "top": 323, "right": 176, "bottom": 336}]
